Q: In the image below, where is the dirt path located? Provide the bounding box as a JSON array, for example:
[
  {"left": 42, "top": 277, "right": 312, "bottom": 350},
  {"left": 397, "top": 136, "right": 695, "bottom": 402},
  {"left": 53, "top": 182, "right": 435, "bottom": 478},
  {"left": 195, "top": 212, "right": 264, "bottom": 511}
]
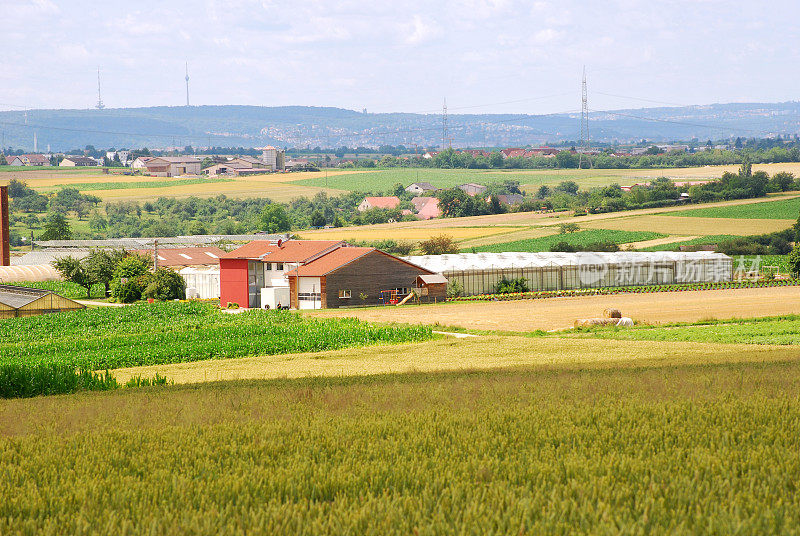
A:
[{"left": 309, "top": 286, "right": 800, "bottom": 332}]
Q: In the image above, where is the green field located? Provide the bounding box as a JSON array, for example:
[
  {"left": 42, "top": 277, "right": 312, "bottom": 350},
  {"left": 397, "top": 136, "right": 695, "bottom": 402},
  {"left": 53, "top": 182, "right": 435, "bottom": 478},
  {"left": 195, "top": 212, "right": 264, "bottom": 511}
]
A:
[
  {"left": 3, "top": 360, "right": 800, "bottom": 534},
  {"left": 565, "top": 315, "right": 800, "bottom": 345},
  {"left": 466, "top": 229, "right": 666, "bottom": 253},
  {"left": 9, "top": 280, "right": 106, "bottom": 299},
  {"left": 669, "top": 196, "right": 800, "bottom": 219},
  {"left": 0, "top": 302, "right": 433, "bottom": 369},
  {"left": 39, "top": 178, "right": 233, "bottom": 192}
]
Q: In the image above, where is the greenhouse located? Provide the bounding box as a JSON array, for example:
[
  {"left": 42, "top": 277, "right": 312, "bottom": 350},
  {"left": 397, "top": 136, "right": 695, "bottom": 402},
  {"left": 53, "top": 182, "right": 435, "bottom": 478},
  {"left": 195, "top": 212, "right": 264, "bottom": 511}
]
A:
[
  {"left": 0, "top": 285, "right": 85, "bottom": 319},
  {"left": 0, "top": 264, "right": 62, "bottom": 283},
  {"left": 404, "top": 252, "right": 733, "bottom": 296}
]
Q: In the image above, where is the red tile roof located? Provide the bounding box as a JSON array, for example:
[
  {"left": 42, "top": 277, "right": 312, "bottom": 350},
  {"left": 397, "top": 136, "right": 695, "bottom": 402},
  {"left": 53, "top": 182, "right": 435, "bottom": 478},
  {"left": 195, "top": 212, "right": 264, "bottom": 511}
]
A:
[
  {"left": 132, "top": 247, "right": 226, "bottom": 267},
  {"left": 361, "top": 196, "right": 401, "bottom": 210},
  {"left": 220, "top": 240, "right": 343, "bottom": 261},
  {"left": 287, "top": 248, "right": 435, "bottom": 277}
]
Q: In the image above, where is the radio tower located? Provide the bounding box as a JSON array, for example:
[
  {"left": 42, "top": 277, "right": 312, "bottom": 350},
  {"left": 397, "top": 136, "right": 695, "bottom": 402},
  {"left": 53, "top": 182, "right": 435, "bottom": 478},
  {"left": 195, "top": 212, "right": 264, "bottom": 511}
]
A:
[
  {"left": 441, "top": 98, "right": 448, "bottom": 149},
  {"left": 578, "top": 66, "right": 591, "bottom": 169},
  {"left": 185, "top": 61, "right": 190, "bottom": 106},
  {"left": 96, "top": 67, "right": 105, "bottom": 110}
]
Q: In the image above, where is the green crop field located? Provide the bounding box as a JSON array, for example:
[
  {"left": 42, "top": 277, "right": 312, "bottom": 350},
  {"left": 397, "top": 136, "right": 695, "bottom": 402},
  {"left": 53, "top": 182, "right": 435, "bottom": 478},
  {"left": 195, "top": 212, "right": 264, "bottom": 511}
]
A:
[
  {"left": 564, "top": 315, "right": 800, "bottom": 345},
  {"left": 0, "top": 301, "right": 433, "bottom": 370},
  {"left": 8, "top": 280, "right": 106, "bottom": 299},
  {"left": 466, "top": 229, "right": 665, "bottom": 253},
  {"left": 3, "top": 359, "right": 800, "bottom": 534},
  {"left": 668, "top": 196, "right": 800, "bottom": 219},
  {"left": 38, "top": 178, "right": 233, "bottom": 192}
]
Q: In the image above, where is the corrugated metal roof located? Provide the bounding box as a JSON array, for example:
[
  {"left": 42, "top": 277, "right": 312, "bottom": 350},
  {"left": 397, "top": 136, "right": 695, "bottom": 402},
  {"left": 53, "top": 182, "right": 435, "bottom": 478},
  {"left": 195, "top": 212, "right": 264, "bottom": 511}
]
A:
[
  {"left": 35, "top": 234, "right": 290, "bottom": 248},
  {"left": 12, "top": 249, "right": 90, "bottom": 266},
  {"left": 131, "top": 247, "right": 226, "bottom": 267},
  {"left": 0, "top": 284, "right": 50, "bottom": 309},
  {"left": 403, "top": 251, "right": 732, "bottom": 273}
]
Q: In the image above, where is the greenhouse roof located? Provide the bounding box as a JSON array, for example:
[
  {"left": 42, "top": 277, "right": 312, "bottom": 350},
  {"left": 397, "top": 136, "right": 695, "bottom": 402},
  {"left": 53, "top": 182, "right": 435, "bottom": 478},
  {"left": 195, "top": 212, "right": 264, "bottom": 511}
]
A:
[
  {"left": 403, "top": 251, "right": 732, "bottom": 273},
  {"left": 0, "top": 285, "right": 51, "bottom": 309}
]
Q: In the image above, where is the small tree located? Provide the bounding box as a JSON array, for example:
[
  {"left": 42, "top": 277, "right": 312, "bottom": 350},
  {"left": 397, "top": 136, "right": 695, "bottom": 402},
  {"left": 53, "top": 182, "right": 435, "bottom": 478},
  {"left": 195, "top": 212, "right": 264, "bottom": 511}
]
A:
[
  {"left": 419, "top": 234, "right": 459, "bottom": 255},
  {"left": 260, "top": 204, "right": 291, "bottom": 233},
  {"left": 111, "top": 255, "right": 151, "bottom": 303},
  {"left": 86, "top": 249, "right": 126, "bottom": 297},
  {"left": 789, "top": 243, "right": 800, "bottom": 278},
  {"left": 559, "top": 222, "right": 580, "bottom": 234},
  {"left": 40, "top": 212, "right": 72, "bottom": 241},
  {"left": 310, "top": 210, "right": 326, "bottom": 228},
  {"left": 446, "top": 279, "right": 463, "bottom": 298},
  {"left": 143, "top": 268, "right": 186, "bottom": 301},
  {"left": 53, "top": 256, "right": 97, "bottom": 298}
]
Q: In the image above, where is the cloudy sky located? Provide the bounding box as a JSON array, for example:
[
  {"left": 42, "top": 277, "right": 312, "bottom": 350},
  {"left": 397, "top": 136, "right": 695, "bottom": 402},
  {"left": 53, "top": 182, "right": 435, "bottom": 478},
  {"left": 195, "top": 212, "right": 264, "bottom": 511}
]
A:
[{"left": 2, "top": 0, "right": 799, "bottom": 114}]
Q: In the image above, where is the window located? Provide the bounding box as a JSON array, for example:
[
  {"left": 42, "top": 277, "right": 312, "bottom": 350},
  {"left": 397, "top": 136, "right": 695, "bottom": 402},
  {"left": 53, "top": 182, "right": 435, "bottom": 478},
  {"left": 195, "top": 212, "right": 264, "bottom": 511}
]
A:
[
  {"left": 265, "top": 263, "right": 272, "bottom": 270},
  {"left": 298, "top": 292, "right": 321, "bottom": 301},
  {"left": 338, "top": 289, "right": 352, "bottom": 299},
  {"left": 276, "top": 263, "right": 284, "bottom": 271}
]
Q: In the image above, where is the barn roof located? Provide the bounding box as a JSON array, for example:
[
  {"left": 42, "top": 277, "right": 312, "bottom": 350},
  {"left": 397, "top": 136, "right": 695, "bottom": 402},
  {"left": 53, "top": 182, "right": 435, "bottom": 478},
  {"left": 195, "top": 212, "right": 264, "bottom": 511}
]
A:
[
  {"left": 221, "top": 240, "right": 343, "bottom": 261},
  {"left": 132, "top": 246, "right": 226, "bottom": 267},
  {"left": 0, "top": 285, "right": 51, "bottom": 309},
  {"left": 288, "top": 248, "right": 434, "bottom": 277}
]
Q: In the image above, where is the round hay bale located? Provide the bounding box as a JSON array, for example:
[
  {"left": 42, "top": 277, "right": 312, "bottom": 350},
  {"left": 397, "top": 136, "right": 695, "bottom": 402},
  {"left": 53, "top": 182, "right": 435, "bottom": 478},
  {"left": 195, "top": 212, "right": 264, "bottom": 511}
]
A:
[
  {"left": 603, "top": 308, "right": 622, "bottom": 319},
  {"left": 616, "top": 317, "right": 634, "bottom": 327}
]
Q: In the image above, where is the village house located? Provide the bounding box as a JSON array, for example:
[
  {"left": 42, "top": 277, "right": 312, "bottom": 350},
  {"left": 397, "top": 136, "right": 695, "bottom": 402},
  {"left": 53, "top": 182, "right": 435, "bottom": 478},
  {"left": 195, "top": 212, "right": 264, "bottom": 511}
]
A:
[
  {"left": 411, "top": 197, "right": 441, "bottom": 220},
  {"left": 357, "top": 196, "right": 401, "bottom": 212},
  {"left": 486, "top": 194, "right": 525, "bottom": 206},
  {"left": 458, "top": 183, "right": 487, "bottom": 196},
  {"left": 405, "top": 182, "right": 437, "bottom": 195},
  {"left": 143, "top": 156, "right": 201, "bottom": 177},
  {"left": 8, "top": 154, "right": 49, "bottom": 166},
  {"left": 59, "top": 156, "right": 99, "bottom": 167}
]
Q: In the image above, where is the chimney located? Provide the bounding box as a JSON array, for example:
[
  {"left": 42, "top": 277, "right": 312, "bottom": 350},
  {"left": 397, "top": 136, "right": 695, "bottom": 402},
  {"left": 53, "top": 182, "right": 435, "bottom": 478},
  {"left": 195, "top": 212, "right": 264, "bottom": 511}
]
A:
[{"left": 0, "top": 185, "right": 9, "bottom": 266}]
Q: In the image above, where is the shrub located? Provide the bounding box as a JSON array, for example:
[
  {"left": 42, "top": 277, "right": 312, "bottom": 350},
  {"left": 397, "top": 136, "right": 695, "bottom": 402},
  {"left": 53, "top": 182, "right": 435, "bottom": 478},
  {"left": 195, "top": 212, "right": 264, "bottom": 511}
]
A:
[
  {"left": 111, "top": 255, "right": 151, "bottom": 303},
  {"left": 446, "top": 279, "right": 464, "bottom": 298},
  {"left": 143, "top": 268, "right": 186, "bottom": 301},
  {"left": 419, "top": 234, "right": 459, "bottom": 255},
  {"left": 494, "top": 277, "right": 529, "bottom": 294}
]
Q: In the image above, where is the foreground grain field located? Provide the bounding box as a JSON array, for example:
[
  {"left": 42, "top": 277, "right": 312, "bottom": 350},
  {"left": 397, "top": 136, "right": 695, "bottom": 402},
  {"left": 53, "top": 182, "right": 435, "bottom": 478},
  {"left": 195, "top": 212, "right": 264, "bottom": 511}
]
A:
[
  {"left": 4, "top": 358, "right": 800, "bottom": 534},
  {"left": 310, "top": 286, "right": 800, "bottom": 331},
  {"left": 111, "top": 334, "right": 796, "bottom": 386}
]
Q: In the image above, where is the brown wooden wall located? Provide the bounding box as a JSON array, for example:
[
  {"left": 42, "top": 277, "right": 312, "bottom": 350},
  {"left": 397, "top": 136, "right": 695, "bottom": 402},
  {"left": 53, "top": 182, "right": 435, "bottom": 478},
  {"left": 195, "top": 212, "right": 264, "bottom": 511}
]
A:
[{"left": 324, "top": 251, "right": 431, "bottom": 308}]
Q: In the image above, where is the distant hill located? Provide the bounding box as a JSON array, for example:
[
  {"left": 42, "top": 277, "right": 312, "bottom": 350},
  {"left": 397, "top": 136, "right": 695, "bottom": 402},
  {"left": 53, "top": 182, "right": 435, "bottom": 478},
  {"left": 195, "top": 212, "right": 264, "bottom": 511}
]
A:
[{"left": 2, "top": 102, "right": 799, "bottom": 151}]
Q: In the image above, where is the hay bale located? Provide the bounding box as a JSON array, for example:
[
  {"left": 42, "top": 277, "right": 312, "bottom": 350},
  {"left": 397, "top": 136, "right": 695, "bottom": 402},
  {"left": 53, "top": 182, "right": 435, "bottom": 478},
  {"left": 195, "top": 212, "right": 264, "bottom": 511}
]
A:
[
  {"left": 574, "top": 318, "right": 618, "bottom": 328},
  {"left": 603, "top": 308, "right": 622, "bottom": 319},
  {"left": 616, "top": 317, "right": 634, "bottom": 327}
]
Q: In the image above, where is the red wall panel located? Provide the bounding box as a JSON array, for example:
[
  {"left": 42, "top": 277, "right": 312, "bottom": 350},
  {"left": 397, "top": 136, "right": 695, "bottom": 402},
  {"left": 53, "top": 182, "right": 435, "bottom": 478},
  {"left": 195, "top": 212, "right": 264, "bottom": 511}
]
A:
[{"left": 219, "top": 258, "right": 249, "bottom": 308}]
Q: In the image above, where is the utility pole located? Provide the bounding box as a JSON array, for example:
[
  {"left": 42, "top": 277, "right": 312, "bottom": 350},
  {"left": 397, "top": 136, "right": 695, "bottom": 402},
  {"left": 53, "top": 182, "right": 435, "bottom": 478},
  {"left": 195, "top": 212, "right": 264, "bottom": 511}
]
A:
[
  {"left": 96, "top": 67, "right": 105, "bottom": 110},
  {"left": 185, "top": 61, "right": 190, "bottom": 106},
  {"left": 153, "top": 239, "right": 159, "bottom": 271},
  {"left": 578, "top": 66, "right": 592, "bottom": 169}
]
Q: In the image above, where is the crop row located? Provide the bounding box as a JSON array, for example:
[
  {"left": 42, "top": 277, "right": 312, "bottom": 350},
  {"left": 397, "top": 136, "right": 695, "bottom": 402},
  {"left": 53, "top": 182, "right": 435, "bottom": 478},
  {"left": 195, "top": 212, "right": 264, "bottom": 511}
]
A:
[
  {"left": 450, "top": 278, "right": 800, "bottom": 302},
  {"left": 0, "top": 301, "right": 434, "bottom": 370}
]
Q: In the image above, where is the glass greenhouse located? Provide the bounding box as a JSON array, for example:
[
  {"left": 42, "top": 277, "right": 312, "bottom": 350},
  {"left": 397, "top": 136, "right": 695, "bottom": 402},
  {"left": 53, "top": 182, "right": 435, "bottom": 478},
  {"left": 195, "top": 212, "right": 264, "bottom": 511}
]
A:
[{"left": 404, "top": 252, "right": 733, "bottom": 296}]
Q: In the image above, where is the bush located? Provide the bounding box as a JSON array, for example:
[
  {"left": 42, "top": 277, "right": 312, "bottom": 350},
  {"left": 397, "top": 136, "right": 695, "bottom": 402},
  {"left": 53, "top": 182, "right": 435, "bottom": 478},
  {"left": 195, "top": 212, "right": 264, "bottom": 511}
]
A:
[
  {"left": 143, "top": 268, "right": 186, "bottom": 301},
  {"left": 494, "top": 277, "right": 529, "bottom": 294},
  {"left": 111, "top": 255, "right": 151, "bottom": 303},
  {"left": 419, "top": 234, "right": 459, "bottom": 255},
  {"left": 446, "top": 279, "right": 464, "bottom": 298}
]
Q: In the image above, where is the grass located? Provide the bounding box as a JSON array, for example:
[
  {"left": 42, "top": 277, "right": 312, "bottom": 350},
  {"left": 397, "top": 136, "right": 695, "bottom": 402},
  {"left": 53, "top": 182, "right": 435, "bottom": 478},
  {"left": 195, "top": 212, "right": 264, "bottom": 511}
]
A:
[
  {"left": 668, "top": 196, "right": 800, "bottom": 219},
  {"left": 581, "top": 214, "right": 794, "bottom": 236},
  {"left": 7, "top": 280, "right": 106, "bottom": 299},
  {"left": 564, "top": 314, "right": 800, "bottom": 345},
  {"left": 0, "top": 301, "right": 434, "bottom": 370},
  {"left": 4, "top": 359, "right": 800, "bottom": 533},
  {"left": 465, "top": 228, "right": 666, "bottom": 252}
]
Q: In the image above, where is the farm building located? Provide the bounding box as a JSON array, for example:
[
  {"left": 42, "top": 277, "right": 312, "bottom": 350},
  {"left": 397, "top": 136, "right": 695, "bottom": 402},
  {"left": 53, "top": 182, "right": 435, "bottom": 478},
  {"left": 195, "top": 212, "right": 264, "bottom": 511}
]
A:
[
  {"left": 0, "top": 284, "right": 84, "bottom": 319},
  {"left": 59, "top": 156, "right": 99, "bottom": 167},
  {"left": 143, "top": 157, "right": 201, "bottom": 177},
  {"left": 405, "top": 182, "right": 437, "bottom": 195},
  {"left": 404, "top": 252, "right": 733, "bottom": 297},
  {"left": 357, "top": 196, "right": 401, "bottom": 212},
  {"left": 180, "top": 266, "right": 220, "bottom": 300},
  {"left": 219, "top": 239, "right": 442, "bottom": 309},
  {"left": 131, "top": 246, "right": 225, "bottom": 270}
]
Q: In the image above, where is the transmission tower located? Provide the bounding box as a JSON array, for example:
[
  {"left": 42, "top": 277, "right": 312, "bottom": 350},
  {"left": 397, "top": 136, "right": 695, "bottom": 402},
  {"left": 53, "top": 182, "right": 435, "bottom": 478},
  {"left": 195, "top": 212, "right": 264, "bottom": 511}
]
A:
[
  {"left": 185, "top": 61, "right": 190, "bottom": 106},
  {"left": 96, "top": 67, "right": 105, "bottom": 110},
  {"left": 441, "top": 98, "right": 448, "bottom": 149},
  {"left": 578, "top": 66, "right": 591, "bottom": 168}
]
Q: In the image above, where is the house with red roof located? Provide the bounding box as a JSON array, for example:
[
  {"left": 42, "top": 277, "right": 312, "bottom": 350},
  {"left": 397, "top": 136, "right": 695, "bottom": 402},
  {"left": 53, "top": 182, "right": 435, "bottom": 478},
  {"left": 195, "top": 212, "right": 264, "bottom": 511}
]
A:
[
  {"left": 411, "top": 197, "right": 441, "bottom": 220},
  {"left": 501, "top": 148, "right": 527, "bottom": 159},
  {"left": 357, "top": 196, "right": 401, "bottom": 212},
  {"left": 218, "top": 239, "right": 442, "bottom": 309}
]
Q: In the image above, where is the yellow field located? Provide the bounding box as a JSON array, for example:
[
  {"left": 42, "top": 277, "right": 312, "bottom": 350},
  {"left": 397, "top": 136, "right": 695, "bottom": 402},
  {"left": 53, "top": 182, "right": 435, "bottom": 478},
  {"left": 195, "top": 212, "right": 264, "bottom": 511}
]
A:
[
  {"left": 109, "top": 334, "right": 798, "bottom": 387},
  {"left": 296, "top": 225, "right": 520, "bottom": 241},
  {"left": 310, "top": 286, "right": 800, "bottom": 331}
]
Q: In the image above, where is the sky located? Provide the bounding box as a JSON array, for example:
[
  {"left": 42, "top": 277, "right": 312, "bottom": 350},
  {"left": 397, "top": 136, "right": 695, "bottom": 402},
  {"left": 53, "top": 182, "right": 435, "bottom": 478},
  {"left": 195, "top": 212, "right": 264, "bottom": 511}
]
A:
[{"left": 2, "top": 0, "right": 800, "bottom": 115}]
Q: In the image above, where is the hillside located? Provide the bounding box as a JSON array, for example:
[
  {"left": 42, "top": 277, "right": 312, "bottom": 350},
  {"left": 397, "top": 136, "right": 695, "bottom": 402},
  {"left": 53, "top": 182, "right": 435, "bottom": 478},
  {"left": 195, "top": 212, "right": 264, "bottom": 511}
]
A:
[{"left": 2, "top": 101, "right": 800, "bottom": 150}]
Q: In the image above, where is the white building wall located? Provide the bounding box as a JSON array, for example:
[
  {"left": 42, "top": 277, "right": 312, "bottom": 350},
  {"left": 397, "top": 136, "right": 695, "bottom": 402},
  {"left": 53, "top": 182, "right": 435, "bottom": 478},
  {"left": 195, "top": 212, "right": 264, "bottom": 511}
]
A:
[{"left": 297, "top": 276, "right": 322, "bottom": 310}]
